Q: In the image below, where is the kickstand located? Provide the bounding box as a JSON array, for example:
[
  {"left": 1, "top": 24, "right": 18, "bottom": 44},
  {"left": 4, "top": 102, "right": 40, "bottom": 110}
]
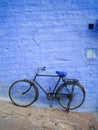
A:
[{"left": 66, "top": 100, "right": 71, "bottom": 113}]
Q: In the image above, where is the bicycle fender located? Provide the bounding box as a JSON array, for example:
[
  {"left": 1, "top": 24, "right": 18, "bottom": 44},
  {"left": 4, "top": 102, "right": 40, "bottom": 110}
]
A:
[{"left": 23, "top": 79, "right": 34, "bottom": 85}]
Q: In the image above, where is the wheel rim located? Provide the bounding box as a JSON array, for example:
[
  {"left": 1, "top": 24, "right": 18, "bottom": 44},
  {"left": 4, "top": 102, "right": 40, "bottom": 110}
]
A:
[
  {"left": 58, "top": 83, "right": 85, "bottom": 110},
  {"left": 9, "top": 80, "right": 37, "bottom": 107}
]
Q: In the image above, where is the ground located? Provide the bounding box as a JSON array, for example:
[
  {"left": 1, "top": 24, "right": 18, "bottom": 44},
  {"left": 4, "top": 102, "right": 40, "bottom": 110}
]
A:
[{"left": 0, "top": 100, "right": 98, "bottom": 130}]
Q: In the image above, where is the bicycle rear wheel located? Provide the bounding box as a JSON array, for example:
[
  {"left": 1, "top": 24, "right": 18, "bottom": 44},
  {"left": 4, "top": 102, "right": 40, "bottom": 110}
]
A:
[
  {"left": 57, "top": 82, "right": 85, "bottom": 110},
  {"left": 9, "top": 80, "right": 39, "bottom": 107}
]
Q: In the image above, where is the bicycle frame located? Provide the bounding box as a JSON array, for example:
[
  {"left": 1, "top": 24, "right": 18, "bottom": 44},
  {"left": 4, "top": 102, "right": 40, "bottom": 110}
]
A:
[
  {"left": 33, "top": 73, "right": 63, "bottom": 96},
  {"left": 9, "top": 67, "right": 86, "bottom": 111}
]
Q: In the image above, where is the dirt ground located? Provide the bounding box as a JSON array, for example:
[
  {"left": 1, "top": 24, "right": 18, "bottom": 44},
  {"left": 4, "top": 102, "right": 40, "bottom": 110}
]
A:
[{"left": 0, "top": 100, "right": 98, "bottom": 130}]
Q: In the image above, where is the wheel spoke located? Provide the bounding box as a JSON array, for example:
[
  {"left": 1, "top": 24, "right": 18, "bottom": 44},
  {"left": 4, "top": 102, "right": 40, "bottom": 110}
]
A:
[
  {"left": 9, "top": 80, "right": 38, "bottom": 107},
  {"left": 57, "top": 83, "right": 85, "bottom": 110}
]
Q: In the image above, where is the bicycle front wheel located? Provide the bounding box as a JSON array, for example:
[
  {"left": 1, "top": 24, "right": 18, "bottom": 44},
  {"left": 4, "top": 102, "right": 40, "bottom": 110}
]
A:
[
  {"left": 9, "top": 80, "right": 39, "bottom": 107},
  {"left": 57, "top": 82, "right": 85, "bottom": 110}
]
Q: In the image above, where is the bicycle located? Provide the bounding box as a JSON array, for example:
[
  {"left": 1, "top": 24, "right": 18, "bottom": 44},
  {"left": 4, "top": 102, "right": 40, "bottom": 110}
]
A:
[{"left": 9, "top": 67, "right": 86, "bottom": 111}]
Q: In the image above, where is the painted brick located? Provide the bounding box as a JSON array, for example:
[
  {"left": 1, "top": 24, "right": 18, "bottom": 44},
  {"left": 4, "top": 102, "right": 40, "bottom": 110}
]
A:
[{"left": 0, "top": 0, "right": 98, "bottom": 112}]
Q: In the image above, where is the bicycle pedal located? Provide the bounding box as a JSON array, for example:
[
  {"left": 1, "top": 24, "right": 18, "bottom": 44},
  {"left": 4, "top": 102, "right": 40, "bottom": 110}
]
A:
[
  {"left": 49, "top": 104, "right": 52, "bottom": 108},
  {"left": 66, "top": 108, "right": 70, "bottom": 113},
  {"left": 49, "top": 97, "right": 53, "bottom": 108}
]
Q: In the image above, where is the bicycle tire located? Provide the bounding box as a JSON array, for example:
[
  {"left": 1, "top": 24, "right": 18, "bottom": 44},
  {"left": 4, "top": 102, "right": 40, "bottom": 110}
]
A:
[
  {"left": 57, "top": 82, "right": 86, "bottom": 110},
  {"left": 9, "top": 79, "right": 39, "bottom": 107}
]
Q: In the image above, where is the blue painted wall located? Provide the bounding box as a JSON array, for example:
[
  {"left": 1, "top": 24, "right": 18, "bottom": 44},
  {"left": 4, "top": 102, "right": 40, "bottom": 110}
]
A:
[{"left": 0, "top": 0, "right": 98, "bottom": 112}]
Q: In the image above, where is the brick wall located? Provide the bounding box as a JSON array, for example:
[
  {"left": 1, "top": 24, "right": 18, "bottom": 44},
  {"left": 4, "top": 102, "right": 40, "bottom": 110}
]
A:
[{"left": 0, "top": 0, "right": 98, "bottom": 112}]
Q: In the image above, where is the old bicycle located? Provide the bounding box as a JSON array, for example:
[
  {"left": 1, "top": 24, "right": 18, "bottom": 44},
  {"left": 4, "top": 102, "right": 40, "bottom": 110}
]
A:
[{"left": 9, "top": 67, "right": 86, "bottom": 111}]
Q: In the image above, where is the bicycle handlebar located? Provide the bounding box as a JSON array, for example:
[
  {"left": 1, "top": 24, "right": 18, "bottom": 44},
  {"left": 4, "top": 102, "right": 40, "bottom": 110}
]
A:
[
  {"left": 36, "top": 66, "right": 46, "bottom": 74},
  {"left": 40, "top": 66, "right": 46, "bottom": 71}
]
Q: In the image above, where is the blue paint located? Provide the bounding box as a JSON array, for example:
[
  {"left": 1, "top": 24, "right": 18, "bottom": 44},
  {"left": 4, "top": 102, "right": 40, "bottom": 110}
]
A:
[{"left": 0, "top": 0, "right": 98, "bottom": 112}]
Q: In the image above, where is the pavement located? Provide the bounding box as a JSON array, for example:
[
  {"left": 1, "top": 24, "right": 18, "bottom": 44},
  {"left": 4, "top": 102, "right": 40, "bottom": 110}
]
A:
[
  {"left": 0, "top": 100, "right": 98, "bottom": 130},
  {"left": 0, "top": 100, "right": 98, "bottom": 121},
  {"left": 91, "top": 112, "right": 98, "bottom": 121}
]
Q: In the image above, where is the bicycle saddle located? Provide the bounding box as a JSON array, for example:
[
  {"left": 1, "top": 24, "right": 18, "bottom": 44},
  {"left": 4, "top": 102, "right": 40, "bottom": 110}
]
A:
[{"left": 56, "top": 71, "right": 67, "bottom": 77}]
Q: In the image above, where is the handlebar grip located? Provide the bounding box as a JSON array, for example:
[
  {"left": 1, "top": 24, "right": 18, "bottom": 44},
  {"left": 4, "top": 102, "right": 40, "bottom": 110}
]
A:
[
  {"left": 37, "top": 66, "right": 46, "bottom": 72},
  {"left": 42, "top": 66, "right": 46, "bottom": 71}
]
